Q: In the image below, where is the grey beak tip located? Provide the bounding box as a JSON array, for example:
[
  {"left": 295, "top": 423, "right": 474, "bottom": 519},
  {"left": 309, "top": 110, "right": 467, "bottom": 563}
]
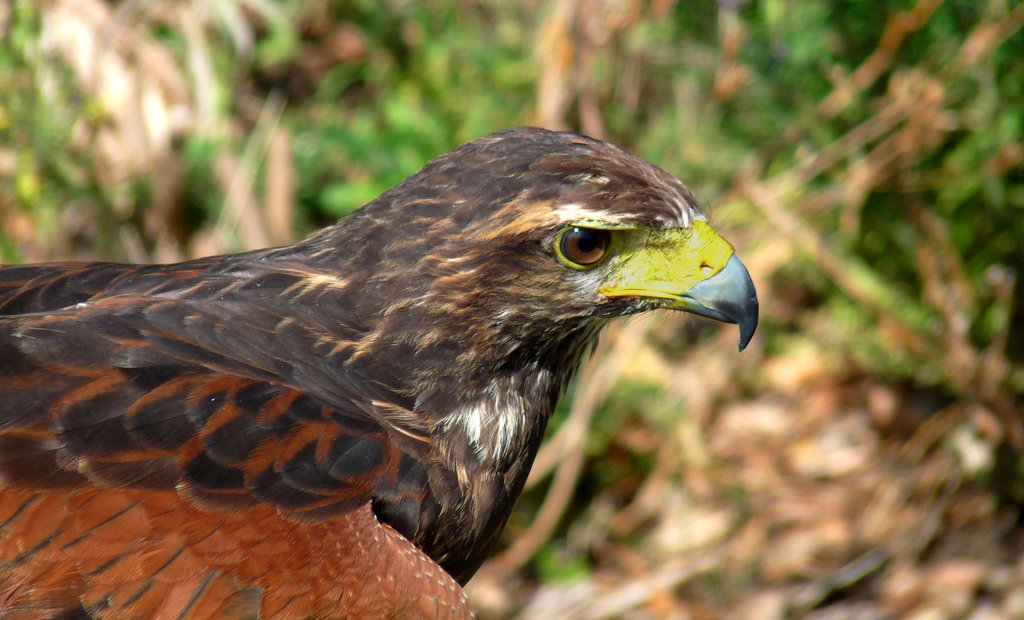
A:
[
  {"left": 683, "top": 254, "right": 759, "bottom": 352},
  {"left": 736, "top": 296, "right": 758, "bottom": 351}
]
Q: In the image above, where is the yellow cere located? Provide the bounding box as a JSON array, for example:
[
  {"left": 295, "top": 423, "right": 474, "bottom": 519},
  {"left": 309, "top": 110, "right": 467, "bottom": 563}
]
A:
[{"left": 598, "top": 220, "right": 735, "bottom": 301}]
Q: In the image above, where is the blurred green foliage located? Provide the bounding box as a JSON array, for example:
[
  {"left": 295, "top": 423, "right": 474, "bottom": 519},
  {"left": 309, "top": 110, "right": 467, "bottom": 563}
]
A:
[
  {"left": 291, "top": 2, "right": 537, "bottom": 219},
  {"left": 0, "top": 3, "right": 105, "bottom": 262}
]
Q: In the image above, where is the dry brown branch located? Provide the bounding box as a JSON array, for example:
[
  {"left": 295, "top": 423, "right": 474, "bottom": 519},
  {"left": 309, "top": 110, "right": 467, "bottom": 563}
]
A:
[
  {"left": 214, "top": 93, "right": 286, "bottom": 251},
  {"left": 819, "top": 0, "right": 945, "bottom": 118},
  {"left": 534, "top": 0, "right": 578, "bottom": 129},
  {"left": 265, "top": 127, "right": 295, "bottom": 245},
  {"left": 952, "top": 0, "right": 1024, "bottom": 71},
  {"left": 512, "top": 554, "right": 719, "bottom": 620}
]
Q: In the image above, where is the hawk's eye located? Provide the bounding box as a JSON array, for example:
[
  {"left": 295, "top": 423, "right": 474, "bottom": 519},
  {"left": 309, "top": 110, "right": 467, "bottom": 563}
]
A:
[{"left": 557, "top": 226, "right": 611, "bottom": 268}]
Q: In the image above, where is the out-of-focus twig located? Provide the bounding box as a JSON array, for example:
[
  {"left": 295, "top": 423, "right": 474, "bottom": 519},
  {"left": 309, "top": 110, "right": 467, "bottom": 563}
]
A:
[
  {"left": 512, "top": 554, "right": 719, "bottom": 620},
  {"left": 214, "top": 92, "right": 286, "bottom": 251},
  {"left": 534, "top": 0, "right": 578, "bottom": 129},
  {"left": 819, "top": 0, "right": 944, "bottom": 118},
  {"left": 265, "top": 127, "right": 294, "bottom": 245}
]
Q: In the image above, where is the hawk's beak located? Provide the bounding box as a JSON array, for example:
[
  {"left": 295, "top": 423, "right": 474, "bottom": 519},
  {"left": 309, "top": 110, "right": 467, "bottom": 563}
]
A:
[
  {"left": 675, "top": 254, "right": 758, "bottom": 351},
  {"left": 598, "top": 220, "right": 759, "bottom": 351}
]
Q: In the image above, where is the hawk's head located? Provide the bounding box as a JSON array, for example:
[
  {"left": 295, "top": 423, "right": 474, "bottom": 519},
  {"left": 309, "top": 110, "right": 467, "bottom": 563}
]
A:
[
  {"left": 296, "top": 126, "right": 756, "bottom": 489},
  {"left": 304, "top": 128, "right": 756, "bottom": 397}
]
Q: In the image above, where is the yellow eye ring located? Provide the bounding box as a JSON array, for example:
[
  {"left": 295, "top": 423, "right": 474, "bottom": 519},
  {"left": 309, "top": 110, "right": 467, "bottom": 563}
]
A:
[{"left": 556, "top": 226, "right": 611, "bottom": 269}]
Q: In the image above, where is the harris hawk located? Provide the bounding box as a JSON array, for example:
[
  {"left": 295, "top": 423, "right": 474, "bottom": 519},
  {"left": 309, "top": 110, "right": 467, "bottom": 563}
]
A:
[{"left": 0, "top": 127, "right": 757, "bottom": 619}]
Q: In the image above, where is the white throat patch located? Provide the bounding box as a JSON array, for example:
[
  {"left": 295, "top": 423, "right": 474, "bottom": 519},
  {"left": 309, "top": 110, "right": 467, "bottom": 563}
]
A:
[{"left": 438, "top": 383, "right": 531, "bottom": 465}]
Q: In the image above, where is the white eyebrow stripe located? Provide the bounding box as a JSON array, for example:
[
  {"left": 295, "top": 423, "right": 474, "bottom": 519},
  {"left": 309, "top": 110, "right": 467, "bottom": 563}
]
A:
[
  {"left": 554, "top": 199, "right": 700, "bottom": 229},
  {"left": 552, "top": 203, "right": 632, "bottom": 225}
]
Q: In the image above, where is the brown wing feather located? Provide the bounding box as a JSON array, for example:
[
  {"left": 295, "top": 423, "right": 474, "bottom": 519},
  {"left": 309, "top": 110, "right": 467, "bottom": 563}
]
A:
[{"left": 0, "top": 262, "right": 466, "bottom": 618}]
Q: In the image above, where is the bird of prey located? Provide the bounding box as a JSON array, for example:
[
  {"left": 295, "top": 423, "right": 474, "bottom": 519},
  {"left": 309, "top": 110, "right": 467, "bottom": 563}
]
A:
[{"left": 0, "top": 127, "right": 756, "bottom": 619}]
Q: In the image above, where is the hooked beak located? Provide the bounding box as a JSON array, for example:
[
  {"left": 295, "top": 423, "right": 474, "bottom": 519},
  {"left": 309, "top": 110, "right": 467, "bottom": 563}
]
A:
[
  {"left": 676, "top": 254, "right": 758, "bottom": 351},
  {"left": 597, "top": 221, "right": 759, "bottom": 351}
]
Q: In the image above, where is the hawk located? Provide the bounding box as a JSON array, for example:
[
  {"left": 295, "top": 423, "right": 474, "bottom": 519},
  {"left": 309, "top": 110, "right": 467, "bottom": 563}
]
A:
[{"left": 0, "top": 128, "right": 756, "bottom": 618}]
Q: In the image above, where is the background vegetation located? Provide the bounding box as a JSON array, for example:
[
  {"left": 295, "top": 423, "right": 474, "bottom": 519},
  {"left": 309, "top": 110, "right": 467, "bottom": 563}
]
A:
[{"left": 1, "top": 0, "right": 1022, "bottom": 617}]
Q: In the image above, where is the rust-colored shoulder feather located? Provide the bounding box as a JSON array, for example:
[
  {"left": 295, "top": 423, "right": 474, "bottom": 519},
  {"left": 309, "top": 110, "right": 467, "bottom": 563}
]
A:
[{"left": 0, "top": 259, "right": 464, "bottom": 618}]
